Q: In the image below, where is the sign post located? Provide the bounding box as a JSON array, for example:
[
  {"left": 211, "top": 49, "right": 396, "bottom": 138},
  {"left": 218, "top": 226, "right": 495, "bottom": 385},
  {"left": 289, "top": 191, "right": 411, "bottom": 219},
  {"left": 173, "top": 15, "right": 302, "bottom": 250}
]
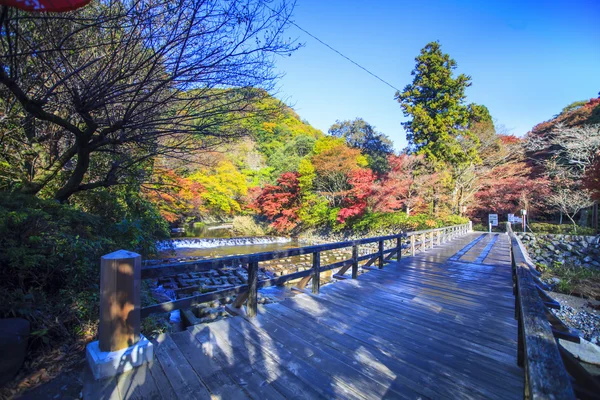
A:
[
  {"left": 488, "top": 214, "right": 498, "bottom": 233},
  {"left": 522, "top": 209, "right": 527, "bottom": 233}
]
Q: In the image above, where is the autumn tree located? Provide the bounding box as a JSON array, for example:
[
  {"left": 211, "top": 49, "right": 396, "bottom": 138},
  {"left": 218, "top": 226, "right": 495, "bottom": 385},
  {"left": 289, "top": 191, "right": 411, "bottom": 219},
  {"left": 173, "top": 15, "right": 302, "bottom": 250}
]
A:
[
  {"left": 0, "top": 0, "right": 298, "bottom": 202},
  {"left": 253, "top": 172, "right": 302, "bottom": 233},
  {"left": 525, "top": 121, "right": 600, "bottom": 226},
  {"left": 143, "top": 169, "right": 205, "bottom": 223},
  {"left": 188, "top": 161, "right": 248, "bottom": 216},
  {"left": 337, "top": 169, "right": 376, "bottom": 223},
  {"left": 584, "top": 155, "right": 600, "bottom": 200},
  {"left": 328, "top": 118, "right": 394, "bottom": 175},
  {"left": 372, "top": 154, "right": 430, "bottom": 216},
  {"left": 311, "top": 137, "right": 367, "bottom": 206},
  {"left": 471, "top": 162, "right": 549, "bottom": 222}
]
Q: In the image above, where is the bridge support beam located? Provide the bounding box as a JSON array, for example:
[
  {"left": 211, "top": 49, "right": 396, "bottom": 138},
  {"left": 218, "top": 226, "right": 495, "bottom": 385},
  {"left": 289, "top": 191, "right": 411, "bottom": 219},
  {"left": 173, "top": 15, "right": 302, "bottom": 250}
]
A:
[{"left": 86, "top": 250, "right": 153, "bottom": 380}]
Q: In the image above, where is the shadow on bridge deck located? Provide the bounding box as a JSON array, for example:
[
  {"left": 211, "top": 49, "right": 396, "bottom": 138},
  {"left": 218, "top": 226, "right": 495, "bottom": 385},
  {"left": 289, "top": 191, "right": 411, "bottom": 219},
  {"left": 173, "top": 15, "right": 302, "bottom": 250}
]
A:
[{"left": 84, "top": 232, "right": 523, "bottom": 399}]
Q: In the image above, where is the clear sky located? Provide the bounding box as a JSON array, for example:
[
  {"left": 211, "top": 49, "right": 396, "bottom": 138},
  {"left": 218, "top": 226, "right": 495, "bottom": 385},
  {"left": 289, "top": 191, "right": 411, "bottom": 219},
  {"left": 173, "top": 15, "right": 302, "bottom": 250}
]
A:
[{"left": 272, "top": 0, "right": 600, "bottom": 150}]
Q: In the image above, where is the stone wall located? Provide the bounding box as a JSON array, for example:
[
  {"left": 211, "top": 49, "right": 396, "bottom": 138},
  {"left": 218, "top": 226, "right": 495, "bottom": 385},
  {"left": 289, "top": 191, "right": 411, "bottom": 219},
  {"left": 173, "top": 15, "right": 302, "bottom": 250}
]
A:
[{"left": 516, "top": 233, "right": 600, "bottom": 270}]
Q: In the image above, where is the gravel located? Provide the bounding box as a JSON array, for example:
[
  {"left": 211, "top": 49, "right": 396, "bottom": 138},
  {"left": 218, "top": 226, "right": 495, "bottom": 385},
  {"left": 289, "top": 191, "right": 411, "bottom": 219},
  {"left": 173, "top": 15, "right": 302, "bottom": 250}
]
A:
[{"left": 550, "top": 292, "right": 600, "bottom": 345}]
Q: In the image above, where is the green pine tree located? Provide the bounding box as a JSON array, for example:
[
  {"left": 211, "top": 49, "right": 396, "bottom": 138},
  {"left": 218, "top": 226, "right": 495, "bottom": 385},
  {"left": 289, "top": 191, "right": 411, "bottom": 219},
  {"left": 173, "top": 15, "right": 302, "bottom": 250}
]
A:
[{"left": 396, "top": 41, "right": 479, "bottom": 168}]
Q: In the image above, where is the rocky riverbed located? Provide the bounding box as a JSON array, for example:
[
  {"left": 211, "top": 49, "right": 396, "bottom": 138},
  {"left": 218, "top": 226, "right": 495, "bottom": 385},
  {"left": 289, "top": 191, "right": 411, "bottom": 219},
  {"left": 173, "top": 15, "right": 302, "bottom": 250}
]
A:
[{"left": 146, "top": 243, "right": 388, "bottom": 326}]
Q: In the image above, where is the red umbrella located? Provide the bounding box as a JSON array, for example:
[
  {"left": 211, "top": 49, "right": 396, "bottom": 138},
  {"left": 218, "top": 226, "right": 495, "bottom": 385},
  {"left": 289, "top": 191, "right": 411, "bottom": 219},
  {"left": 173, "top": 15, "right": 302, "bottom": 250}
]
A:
[{"left": 0, "top": 0, "right": 91, "bottom": 12}]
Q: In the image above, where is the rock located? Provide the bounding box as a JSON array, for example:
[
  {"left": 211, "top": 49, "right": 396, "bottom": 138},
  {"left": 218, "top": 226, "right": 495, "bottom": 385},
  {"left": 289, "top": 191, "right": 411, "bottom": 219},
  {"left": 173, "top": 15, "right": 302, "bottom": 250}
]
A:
[
  {"left": 551, "top": 277, "right": 562, "bottom": 285},
  {"left": 559, "top": 338, "right": 600, "bottom": 366},
  {"left": 546, "top": 244, "right": 555, "bottom": 252},
  {"left": 566, "top": 244, "right": 574, "bottom": 252}
]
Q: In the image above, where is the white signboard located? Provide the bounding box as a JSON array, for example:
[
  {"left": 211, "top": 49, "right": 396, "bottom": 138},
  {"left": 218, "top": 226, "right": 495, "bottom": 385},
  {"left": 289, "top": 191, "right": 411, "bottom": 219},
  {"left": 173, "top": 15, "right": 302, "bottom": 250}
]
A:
[
  {"left": 508, "top": 214, "right": 523, "bottom": 224},
  {"left": 488, "top": 214, "right": 499, "bottom": 227}
]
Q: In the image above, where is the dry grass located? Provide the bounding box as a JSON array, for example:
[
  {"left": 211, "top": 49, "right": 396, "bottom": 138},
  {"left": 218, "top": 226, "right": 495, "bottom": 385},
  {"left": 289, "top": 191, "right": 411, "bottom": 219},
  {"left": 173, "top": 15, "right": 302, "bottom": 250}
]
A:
[{"left": 541, "top": 263, "right": 600, "bottom": 300}]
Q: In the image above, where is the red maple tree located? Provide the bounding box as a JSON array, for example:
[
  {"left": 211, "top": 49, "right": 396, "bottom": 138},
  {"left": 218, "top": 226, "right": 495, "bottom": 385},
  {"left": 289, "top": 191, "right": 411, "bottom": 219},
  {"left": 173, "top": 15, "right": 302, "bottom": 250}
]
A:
[
  {"left": 337, "top": 169, "right": 376, "bottom": 223},
  {"left": 253, "top": 172, "right": 302, "bottom": 233}
]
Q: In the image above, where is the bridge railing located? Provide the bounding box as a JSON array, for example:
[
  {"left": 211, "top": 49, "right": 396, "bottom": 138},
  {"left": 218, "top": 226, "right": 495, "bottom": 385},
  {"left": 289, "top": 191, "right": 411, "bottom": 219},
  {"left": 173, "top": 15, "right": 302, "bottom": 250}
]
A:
[
  {"left": 91, "top": 222, "right": 471, "bottom": 365},
  {"left": 140, "top": 222, "right": 471, "bottom": 318},
  {"left": 507, "top": 223, "right": 576, "bottom": 399}
]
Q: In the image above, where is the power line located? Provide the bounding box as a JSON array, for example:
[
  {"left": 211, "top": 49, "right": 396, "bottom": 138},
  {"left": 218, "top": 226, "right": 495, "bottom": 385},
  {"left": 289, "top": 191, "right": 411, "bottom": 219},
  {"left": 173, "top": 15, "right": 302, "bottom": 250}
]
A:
[{"left": 289, "top": 20, "right": 401, "bottom": 92}]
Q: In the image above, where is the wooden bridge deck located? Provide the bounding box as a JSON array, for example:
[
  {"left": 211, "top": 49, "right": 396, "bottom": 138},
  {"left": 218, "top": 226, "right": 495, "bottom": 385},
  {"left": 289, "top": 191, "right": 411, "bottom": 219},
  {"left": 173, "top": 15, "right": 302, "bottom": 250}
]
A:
[{"left": 85, "top": 233, "right": 524, "bottom": 399}]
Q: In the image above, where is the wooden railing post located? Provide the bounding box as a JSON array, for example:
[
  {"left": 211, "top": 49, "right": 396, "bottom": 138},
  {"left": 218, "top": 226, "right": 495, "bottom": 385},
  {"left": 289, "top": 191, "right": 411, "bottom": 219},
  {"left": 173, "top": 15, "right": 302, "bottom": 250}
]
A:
[
  {"left": 99, "top": 250, "right": 141, "bottom": 352},
  {"left": 411, "top": 235, "right": 415, "bottom": 256},
  {"left": 352, "top": 244, "right": 359, "bottom": 278},
  {"left": 87, "top": 250, "right": 153, "bottom": 381},
  {"left": 437, "top": 230, "right": 441, "bottom": 246},
  {"left": 378, "top": 240, "right": 384, "bottom": 269},
  {"left": 421, "top": 233, "right": 426, "bottom": 251},
  {"left": 396, "top": 235, "right": 402, "bottom": 260},
  {"left": 247, "top": 260, "right": 258, "bottom": 317},
  {"left": 312, "top": 251, "right": 321, "bottom": 294},
  {"left": 429, "top": 231, "right": 434, "bottom": 249}
]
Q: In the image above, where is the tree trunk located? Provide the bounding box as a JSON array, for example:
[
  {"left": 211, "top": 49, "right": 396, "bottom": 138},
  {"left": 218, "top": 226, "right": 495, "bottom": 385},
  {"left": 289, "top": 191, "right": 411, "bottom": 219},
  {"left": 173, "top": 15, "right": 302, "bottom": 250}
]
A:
[
  {"left": 54, "top": 143, "right": 90, "bottom": 203},
  {"left": 566, "top": 214, "right": 578, "bottom": 234}
]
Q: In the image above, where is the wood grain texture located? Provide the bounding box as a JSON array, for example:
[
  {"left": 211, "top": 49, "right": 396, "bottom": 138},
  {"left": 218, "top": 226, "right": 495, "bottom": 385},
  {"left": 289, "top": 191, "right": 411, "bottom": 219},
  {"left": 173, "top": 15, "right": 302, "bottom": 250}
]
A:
[{"left": 86, "top": 231, "right": 535, "bottom": 400}]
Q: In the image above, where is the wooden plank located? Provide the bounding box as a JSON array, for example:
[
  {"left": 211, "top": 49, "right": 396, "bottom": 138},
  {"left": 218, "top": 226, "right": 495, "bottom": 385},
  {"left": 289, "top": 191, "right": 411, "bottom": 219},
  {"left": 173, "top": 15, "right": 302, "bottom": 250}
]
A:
[
  {"left": 322, "top": 279, "right": 519, "bottom": 344},
  {"left": 240, "top": 311, "right": 422, "bottom": 400},
  {"left": 146, "top": 360, "right": 178, "bottom": 400},
  {"left": 351, "top": 272, "right": 517, "bottom": 315},
  {"left": 115, "top": 362, "right": 163, "bottom": 400},
  {"left": 225, "top": 317, "right": 364, "bottom": 399},
  {"left": 293, "top": 287, "right": 519, "bottom": 360},
  {"left": 260, "top": 303, "right": 520, "bottom": 400},
  {"left": 293, "top": 274, "right": 312, "bottom": 291},
  {"left": 274, "top": 296, "right": 523, "bottom": 392},
  {"left": 356, "top": 270, "right": 516, "bottom": 310},
  {"left": 188, "top": 323, "right": 316, "bottom": 400},
  {"left": 153, "top": 334, "right": 211, "bottom": 400},
  {"left": 170, "top": 330, "right": 249, "bottom": 400}
]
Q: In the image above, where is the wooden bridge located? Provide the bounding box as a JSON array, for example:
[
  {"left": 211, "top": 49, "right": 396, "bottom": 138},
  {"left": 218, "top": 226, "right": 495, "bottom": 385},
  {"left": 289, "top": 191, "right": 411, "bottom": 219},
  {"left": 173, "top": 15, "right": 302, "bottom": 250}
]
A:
[{"left": 84, "top": 224, "right": 587, "bottom": 399}]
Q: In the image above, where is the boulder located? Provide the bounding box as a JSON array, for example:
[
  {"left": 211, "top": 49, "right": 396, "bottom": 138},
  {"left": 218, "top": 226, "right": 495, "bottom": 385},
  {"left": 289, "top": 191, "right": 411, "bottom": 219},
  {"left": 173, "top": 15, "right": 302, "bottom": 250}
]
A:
[
  {"left": 559, "top": 338, "right": 600, "bottom": 366},
  {"left": 0, "top": 318, "right": 29, "bottom": 386}
]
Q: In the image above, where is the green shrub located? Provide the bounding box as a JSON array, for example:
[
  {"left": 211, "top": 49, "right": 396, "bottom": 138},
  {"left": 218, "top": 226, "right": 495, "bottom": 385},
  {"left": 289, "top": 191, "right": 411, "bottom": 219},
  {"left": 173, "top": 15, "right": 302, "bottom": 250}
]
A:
[
  {"left": 529, "top": 222, "right": 595, "bottom": 235},
  {"left": 472, "top": 223, "right": 506, "bottom": 232},
  {"left": 0, "top": 191, "right": 169, "bottom": 348},
  {"left": 351, "top": 212, "right": 469, "bottom": 235}
]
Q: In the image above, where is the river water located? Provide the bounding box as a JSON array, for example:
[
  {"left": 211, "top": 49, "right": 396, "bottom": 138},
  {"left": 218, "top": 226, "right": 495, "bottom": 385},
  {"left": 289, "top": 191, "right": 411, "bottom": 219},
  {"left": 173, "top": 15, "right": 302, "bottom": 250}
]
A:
[{"left": 158, "top": 222, "right": 306, "bottom": 259}]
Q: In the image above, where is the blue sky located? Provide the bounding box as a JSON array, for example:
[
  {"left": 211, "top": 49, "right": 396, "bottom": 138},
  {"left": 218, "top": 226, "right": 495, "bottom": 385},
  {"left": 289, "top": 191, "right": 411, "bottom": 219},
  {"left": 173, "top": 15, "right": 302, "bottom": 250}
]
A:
[{"left": 273, "top": 0, "right": 600, "bottom": 150}]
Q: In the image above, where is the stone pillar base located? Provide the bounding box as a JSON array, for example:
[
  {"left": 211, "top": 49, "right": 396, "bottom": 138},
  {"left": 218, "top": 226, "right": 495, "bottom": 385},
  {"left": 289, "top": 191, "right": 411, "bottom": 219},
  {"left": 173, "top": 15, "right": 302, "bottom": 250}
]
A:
[{"left": 86, "top": 334, "right": 153, "bottom": 380}]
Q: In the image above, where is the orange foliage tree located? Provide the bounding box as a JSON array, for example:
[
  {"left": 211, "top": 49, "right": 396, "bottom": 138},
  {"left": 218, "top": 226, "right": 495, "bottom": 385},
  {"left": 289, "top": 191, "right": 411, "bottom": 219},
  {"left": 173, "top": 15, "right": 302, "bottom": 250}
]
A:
[{"left": 143, "top": 169, "right": 205, "bottom": 223}]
